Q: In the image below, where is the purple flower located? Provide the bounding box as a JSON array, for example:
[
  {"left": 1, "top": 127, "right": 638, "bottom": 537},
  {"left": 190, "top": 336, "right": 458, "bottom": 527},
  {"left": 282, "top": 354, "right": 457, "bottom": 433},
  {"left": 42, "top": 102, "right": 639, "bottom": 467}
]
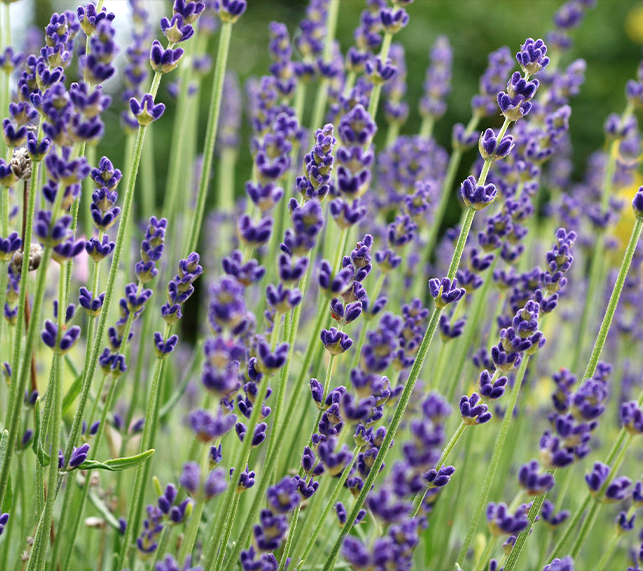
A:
[
  {"left": 129, "top": 94, "right": 166, "bottom": 126},
  {"left": 486, "top": 502, "right": 529, "bottom": 536},
  {"left": 189, "top": 409, "right": 236, "bottom": 442},
  {"left": 479, "top": 128, "right": 514, "bottom": 161},
  {"left": 543, "top": 557, "right": 575, "bottom": 571},
  {"left": 460, "top": 393, "right": 492, "bottom": 425},
  {"left": 461, "top": 175, "right": 498, "bottom": 210},
  {"left": 153, "top": 332, "right": 179, "bottom": 358},
  {"left": 632, "top": 186, "right": 643, "bottom": 219},
  {"left": 516, "top": 38, "right": 550, "bottom": 75},
  {"left": 621, "top": 401, "right": 643, "bottom": 434},
  {"left": 41, "top": 319, "right": 81, "bottom": 355},
  {"left": 150, "top": 40, "right": 184, "bottom": 74},
  {"left": 214, "top": 0, "right": 247, "bottom": 24},
  {"left": 541, "top": 500, "right": 569, "bottom": 529},
  {"left": 68, "top": 443, "right": 90, "bottom": 469},
  {"left": 477, "top": 370, "right": 507, "bottom": 400},
  {"left": 267, "top": 477, "right": 301, "bottom": 514},
  {"left": 321, "top": 327, "right": 353, "bottom": 356},
  {"left": 252, "top": 509, "right": 287, "bottom": 552},
  {"left": 379, "top": 7, "right": 409, "bottom": 33},
  {"left": 518, "top": 459, "right": 555, "bottom": 495},
  {"left": 429, "top": 277, "right": 466, "bottom": 309}
]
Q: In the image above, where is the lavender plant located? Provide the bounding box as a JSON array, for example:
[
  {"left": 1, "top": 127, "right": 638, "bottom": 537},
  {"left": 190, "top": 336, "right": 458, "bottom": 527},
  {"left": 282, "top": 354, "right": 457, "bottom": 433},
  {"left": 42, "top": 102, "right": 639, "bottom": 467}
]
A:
[{"left": 1, "top": 0, "right": 643, "bottom": 570}]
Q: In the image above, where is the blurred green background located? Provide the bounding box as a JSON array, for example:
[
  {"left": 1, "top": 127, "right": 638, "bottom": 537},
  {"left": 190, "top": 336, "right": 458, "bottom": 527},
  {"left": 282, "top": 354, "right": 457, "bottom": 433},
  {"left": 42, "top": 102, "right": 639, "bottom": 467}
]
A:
[{"left": 28, "top": 0, "right": 643, "bottom": 209}]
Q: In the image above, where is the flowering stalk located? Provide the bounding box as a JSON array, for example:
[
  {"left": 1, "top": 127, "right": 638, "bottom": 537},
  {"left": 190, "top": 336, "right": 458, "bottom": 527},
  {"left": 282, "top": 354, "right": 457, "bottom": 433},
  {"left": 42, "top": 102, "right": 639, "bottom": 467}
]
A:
[
  {"left": 506, "top": 201, "right": 643, "bottom": 570},
  {"left": 185, "top": 21, "right": 232, "bottom": 253},
  {"left": 0, "top": 153, "right": 45, "bottom": 510},
  {"left": 26, "top": 265, "right": 67, "bottom": 571},
  {"left": 367, "top": 32, "right": 392, "bottom": 119},
  {"left": 570, "top": 102, "right": 635, "bottom": 373},
  {"left": 203, "top": 317, "right": 282, "bottom": 571},
  {"left": 308, "top": 0, "right": 340, "bottom": 142},
  {"left": 456, "top": 358, "right": 530, "bottom": 566},
  {"left": 117, "top": 323, "right": 172, "bottom": 569},
  {"left": 320, "top": 206, "right": 475, "bottom": 571},
  {"left": 416, "top": 116, "right": 480, "bottom": 301}
]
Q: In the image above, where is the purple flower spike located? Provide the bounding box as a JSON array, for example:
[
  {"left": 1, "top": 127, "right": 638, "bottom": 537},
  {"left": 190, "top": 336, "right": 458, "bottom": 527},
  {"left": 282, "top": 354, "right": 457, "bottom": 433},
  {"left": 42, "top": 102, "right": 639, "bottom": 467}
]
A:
[
  {"left": 423, "top": 465, "right": 455, "bottom": 488},
  {"left": 461, "top": 175, "right": 498, "bottom": 210},
  {"left": 321, "top": 327, "right": 353, "bottom": 356},
  {"left": 150, "top": 40, "right": 184, "bottom": 74},
  {"left": 129, "top": 94, "right": 166, "bottom": 126},
  {"left": 68, "top": 443, "right": 90, "bottom": 469},
  {"left": 460, "top": 393, "right": 492, "bottom": 425},
  {"left": 543, "top": 557, "right": 574, "bottom": 571},
  {"left": 486, "top": 502, "right": 529, "bottom": 536},
  {"left": 214, "top": 0, "right": 247, "bottom": 24},
  {"left": 153, "top": 332, "right": 179, "bottom": 358},
  {"left": 477, "top": 370, "right": 507, "bottom": 400},
  {"left": 620, "top": 401, "right": 643, "bottom": 435},
  {"left": 267, "top": 477, "right": 301, "bottom": 514},
  {"left": 632, "top": 186, "right": 643, "bottom": 219},
  {"left": 428, "top": 277, "right": 466, "bottom": 309},
  {"left": 478, "top": 128, "right": 514, "bottom": 161},
  {"left": 516, "top": 38, "right": 550, "bottom": 75},
  {"left": 0, "top": 231, "right": 21, "bottom": 261},
  {"left": 497, "top": 92, "right": 532, "bottom": 122},
  {"left": 0, "top": 513, "right": 9, "bottom": 537},
  {"left": 204, "top": 467, "right": 227, "bottom": 499},
  {"left": 379, "top": 7, "right": 409, "bottom": 33},
  {"left": 518, "top": 459, "right": 555, "bottom": 496},
  {"left": 173, "top": 0, "right": 206, "bottom": 24}
]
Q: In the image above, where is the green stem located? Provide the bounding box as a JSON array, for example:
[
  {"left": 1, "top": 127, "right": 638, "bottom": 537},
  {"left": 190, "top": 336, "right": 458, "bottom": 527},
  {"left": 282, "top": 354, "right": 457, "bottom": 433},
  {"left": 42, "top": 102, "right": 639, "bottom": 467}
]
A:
[
  {"left": 186, "top": 21, "right": 233, "bottom": 255},
  {"left": 417, "top": 114, "right": 481, "bottom": 300},
  {"left": 221, "top": 302, "right": 326, "bottom": 571},
  {"left": 367, "top": 32, "right": 393, "bottom": 119},
  {"left": 411, "top": 421, "right": 467, "bottom": 517},
  {"left": 1, "top": 169, "right": 38, "bottom": 504},
  {"left": 278, "top": 504, "right": 301, "bottom": 571},
  {"left": 28, "top": 266, "right": 67, "bottom": 571},
  {"left": 321, "top": 203, "right": 478, "bottom": 570},
  {"left": 217, "top": 147, "right": 237, "bottom": 212},
  {"left": 595, "top": 531, "right": 620, "bottom": 571},
  {"left": 118, "top": 325, "right": 172, "bottom": 570},
  {"left": 419, "top": 115, "right": 435, "bottom": 140},
  {"left": 582, "top": 217, "right": 643, "bottom": 380},
  {"left": 456, "top": 358, "right": 529, "bottom": 566},
  {"left": 177, "top": 499, "right": 205, "bottom": 563},
  {"left": 162, "top": 37, "right": 196, "bottom": 223},
  {"left": 296, "top": 446, "right": 363, "bottom": 569},
  {"left": 203, "top": 357, "right": 274, "bottom": 571},
  {"left": 308, "top": 0, "right": 340, "bottom": 135},
  {"left": 445, "top": 257, "right": 498, "bottom": 401}
]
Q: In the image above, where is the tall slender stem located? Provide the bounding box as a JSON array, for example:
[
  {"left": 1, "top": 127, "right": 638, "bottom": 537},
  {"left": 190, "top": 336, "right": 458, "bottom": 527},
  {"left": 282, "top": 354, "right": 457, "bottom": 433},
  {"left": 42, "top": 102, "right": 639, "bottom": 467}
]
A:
[
  {"left": 320, "top": 205, "right": 477, "bottom": 571},
  {"left": 117, "top": 324, "right": 172, "bottom": 570},
  {"left": 27, "top": 264, "right": 67, "bottom": 571},
  {"left": 367, "top": 32, "right": 393, "bottom": 119},
  {"left": 186, "top": 21, "right": 233, "bottom": 255},
  {"left": 456, "top": 359, "right": 529, "bottom": 566}
]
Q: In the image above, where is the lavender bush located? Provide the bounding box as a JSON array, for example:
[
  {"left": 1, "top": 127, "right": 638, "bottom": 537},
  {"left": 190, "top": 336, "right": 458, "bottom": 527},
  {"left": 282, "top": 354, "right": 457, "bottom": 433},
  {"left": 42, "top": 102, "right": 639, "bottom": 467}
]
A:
[{"left": 0, "top": 1, "right": 642, "bottom": 570}]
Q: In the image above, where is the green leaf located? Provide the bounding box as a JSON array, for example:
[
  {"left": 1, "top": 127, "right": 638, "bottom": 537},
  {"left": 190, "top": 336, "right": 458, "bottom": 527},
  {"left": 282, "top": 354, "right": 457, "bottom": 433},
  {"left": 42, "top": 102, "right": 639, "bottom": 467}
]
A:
[
  {"left": 77, "top": 449, "right": 155, "bottom": 472},
  {"left": 32, "top": 399, "right": 51, "bottom": 467},
  {"left": 87, "top": 490, "right": 123, "bottom": 533},
  {"left": 62, "top": 371, "right": 84, "bottom": 416}
]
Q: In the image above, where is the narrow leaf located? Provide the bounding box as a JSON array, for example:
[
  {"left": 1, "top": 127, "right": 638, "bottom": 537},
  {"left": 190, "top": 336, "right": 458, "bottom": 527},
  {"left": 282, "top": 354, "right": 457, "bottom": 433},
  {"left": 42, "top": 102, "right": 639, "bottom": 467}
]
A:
[
  {"left": 87, "top": 490, "right": 123, "bottom": 533},
  {"left": 78, "top": 449, "right": 155, "bottom": 472}
]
